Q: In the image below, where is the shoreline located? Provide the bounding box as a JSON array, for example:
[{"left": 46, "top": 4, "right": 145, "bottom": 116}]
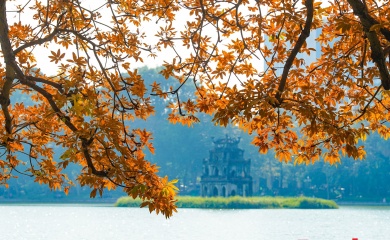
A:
[
  {"left": 0, "top": 198, "right": 117, "bottom": 204},
  {"left": 336, "top": 201, "right": 390, "bottom": 206},
  {"left": 1, "top": 198, "right": 390, "bottom": 208}
]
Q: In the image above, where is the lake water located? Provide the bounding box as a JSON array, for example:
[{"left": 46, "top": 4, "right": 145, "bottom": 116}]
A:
[{"left": 0, "top": 204, "right": 389, "bottom": 240}]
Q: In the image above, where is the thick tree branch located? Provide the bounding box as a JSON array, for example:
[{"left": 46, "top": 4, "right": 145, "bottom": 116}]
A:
[
  {"left": 347, "top": 0, "right": 390, "bottom": 90},
  {"left": 0, "top": 1, "right": 15, "bottom": 135},
  {"left": 275, "top": 0, "right": 314, "bottom": 103}
]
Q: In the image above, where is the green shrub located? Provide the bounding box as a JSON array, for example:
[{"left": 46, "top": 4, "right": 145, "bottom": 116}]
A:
[{"left": 115, "top": 197, "right": 142, "bottom": 207}]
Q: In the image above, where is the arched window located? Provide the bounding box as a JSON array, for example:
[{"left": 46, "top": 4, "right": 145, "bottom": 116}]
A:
[
  {"left": 203, "top": 186, "right": 208, "bottom": 197},
  {"left": 213, "top": 186, "right": 219, "bottom": 197},
  {"left": 231, "top": 190, "right": 236, "bottom": 197},
  {"left": 222, "top": 186, "right": 226, "bottom": 197}
]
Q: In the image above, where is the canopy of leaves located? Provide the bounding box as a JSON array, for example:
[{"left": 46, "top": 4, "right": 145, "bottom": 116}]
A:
[
  {"left": 153, "top": 0, "right": 390, "bottom": 166},
  {"left": 0, "top": 0, "right": 390, "bottom": 217}
]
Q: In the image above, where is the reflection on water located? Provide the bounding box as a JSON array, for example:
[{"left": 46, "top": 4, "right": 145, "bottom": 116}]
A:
[{"left": 0, "top": 205, "right": 389, "bottom": 240}]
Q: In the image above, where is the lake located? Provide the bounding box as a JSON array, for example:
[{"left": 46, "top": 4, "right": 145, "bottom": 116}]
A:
[{"left": 0, "top": 204, "right": 389, "bottom": 240}]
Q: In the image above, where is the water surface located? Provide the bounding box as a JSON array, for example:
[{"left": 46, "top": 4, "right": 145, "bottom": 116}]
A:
[{"left": 0, "top": 204, "right": 388, "bottom": 240}]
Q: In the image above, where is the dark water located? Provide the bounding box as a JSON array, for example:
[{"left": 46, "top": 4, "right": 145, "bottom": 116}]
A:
[{"left": 0, "top": 204, "right": 388, "bottom": 240}]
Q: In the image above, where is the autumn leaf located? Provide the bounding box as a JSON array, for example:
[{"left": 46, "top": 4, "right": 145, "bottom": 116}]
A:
[
  {"left": 90, "top": 189, "right": 97, "bottom": 198},
  {"left": 48, "top": 49, "right": 65, "bottom": 64}
]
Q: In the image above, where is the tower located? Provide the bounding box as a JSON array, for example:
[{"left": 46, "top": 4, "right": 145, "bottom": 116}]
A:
[{"left": 200, "top": 136, "right": 252, "bottom": 197}]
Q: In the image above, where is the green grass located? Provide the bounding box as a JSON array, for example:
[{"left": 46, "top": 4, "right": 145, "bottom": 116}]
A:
[{"left": 114, "top": 196, "right": 338, "bottom": 209}]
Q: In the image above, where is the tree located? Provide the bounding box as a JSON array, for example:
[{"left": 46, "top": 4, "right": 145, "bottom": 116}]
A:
[
  {"left": 155, "top": 0, "right": 390, "bottom": 165},
  {"left": 0, "top": 1, "right": 179, "bottom": 217},
  {"left": 1, "top": 0, "right": 390, "bottom": 217}
]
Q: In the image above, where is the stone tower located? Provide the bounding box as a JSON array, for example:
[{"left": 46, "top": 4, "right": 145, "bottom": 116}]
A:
[{"left": 200, "top": 136, "right": 252, "bottom": 197}]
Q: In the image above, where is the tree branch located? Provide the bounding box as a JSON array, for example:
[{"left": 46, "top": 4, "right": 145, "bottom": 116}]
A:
[
  {"left": 275, "top": 0, "right": 314, "bottom": 104},
  {"left": 0, "top": 1, "right": 15, "bottom": 135},
  {"left": 13, "top": 29, "right": 59, "bottom": 55},
  {"left": 26, "top": 76, "right": 64, "bottom": 94},
  {"left": 347, "top": 0, "right": 390, "bottom": 90}
]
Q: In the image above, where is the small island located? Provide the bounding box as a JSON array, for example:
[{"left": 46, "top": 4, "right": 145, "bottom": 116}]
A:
[
  {"left": 116, "top": 136, "right": 338, "bottom": 210},
  {"left": 115, "top": 196, "right": 338, "bottom": 209}
]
